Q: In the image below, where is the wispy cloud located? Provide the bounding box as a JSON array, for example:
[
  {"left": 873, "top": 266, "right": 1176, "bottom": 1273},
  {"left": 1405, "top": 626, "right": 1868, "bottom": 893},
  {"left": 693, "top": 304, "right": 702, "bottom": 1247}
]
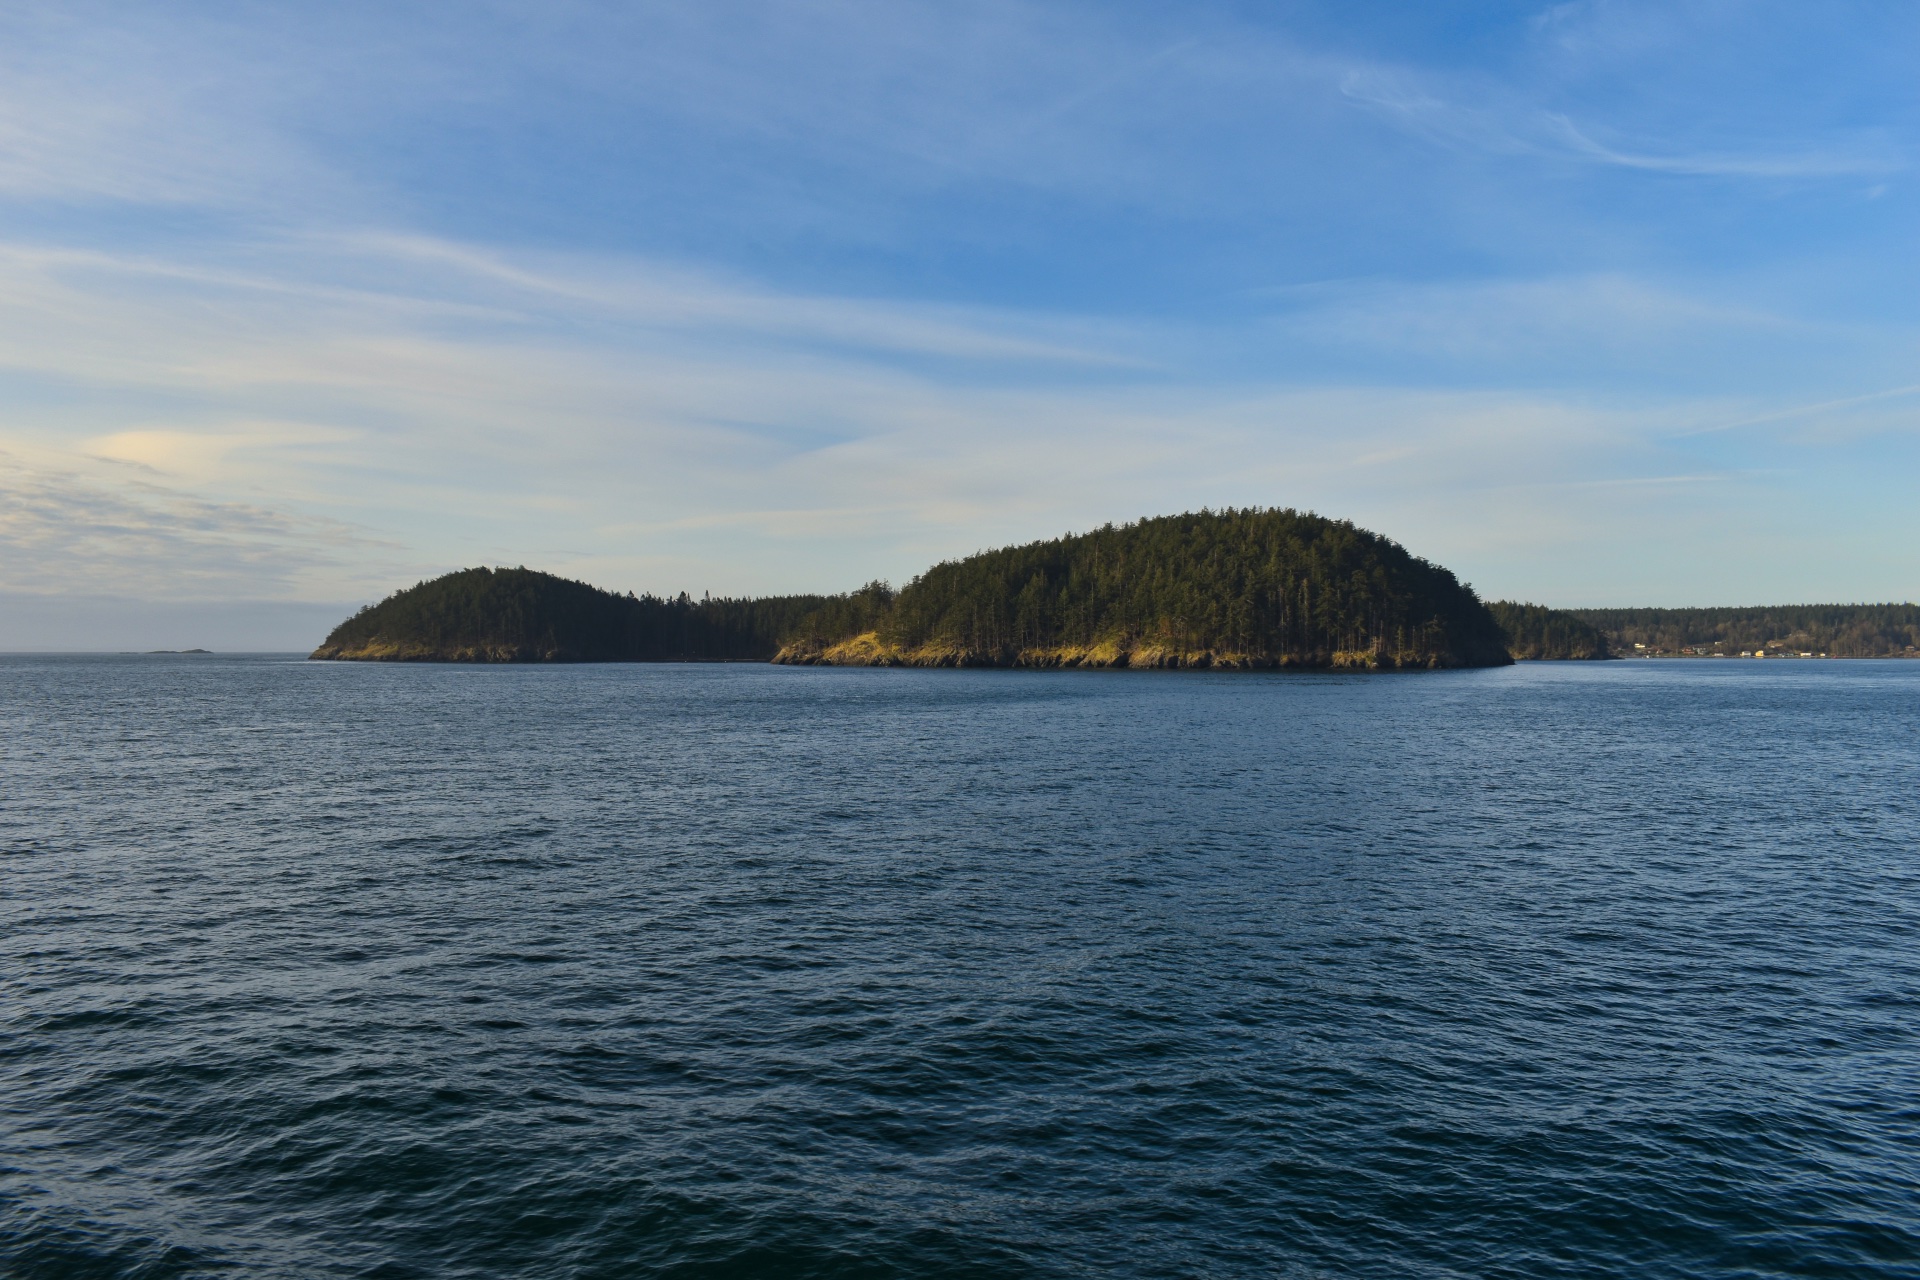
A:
[
  {"left": 1679, "top": 383, "right": 1920, "bottom": 438},
  {"left": 0, "top": 450, "right": 396, "bottom": 599},
  {"left": 0, "top": 6, "right": 341, "bottom": 209},
  {"left": 326, "top": 234, "right": 1137, "bottom": 367},
  {"left": 1541, "top": 115, "right": 1900, "bottom": 179},
  {"left": 1259, "top": 272, "right": 1798, "bottom": 366},
  {"left": 1, "top": 223, "right": 1912, "bottom": 604},
  {"left": 1340, "top": 68, "right": 1901, "bottom": 179},
  {"left": 0, "top": 0, "right": 1914, "bottom": 612}
]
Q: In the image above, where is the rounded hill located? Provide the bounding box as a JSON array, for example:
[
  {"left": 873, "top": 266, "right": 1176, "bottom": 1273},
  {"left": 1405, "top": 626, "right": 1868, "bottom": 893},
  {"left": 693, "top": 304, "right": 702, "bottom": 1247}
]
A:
[
  {"left": 310, "top": 567, "right": 824, "bottom": 662},
  {"left": 777, "top": 508, "right": 1513, "bottom": 669}
]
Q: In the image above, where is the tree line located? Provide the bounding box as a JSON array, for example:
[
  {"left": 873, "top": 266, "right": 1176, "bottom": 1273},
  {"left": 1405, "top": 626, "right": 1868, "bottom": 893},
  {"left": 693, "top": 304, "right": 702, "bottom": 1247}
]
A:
[
  {"left": 1484, "top": 602, "right": 1613, "bottom": 660},
  {"left": 1570, "top": 605, "right": 1920, "bottom": 657}
]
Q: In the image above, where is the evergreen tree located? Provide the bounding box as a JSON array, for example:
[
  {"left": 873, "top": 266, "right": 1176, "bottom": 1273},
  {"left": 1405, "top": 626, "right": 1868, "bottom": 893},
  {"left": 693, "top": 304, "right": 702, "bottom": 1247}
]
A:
[{"left": 1486, "top": 602, "right": 1612, "bottom": 660}]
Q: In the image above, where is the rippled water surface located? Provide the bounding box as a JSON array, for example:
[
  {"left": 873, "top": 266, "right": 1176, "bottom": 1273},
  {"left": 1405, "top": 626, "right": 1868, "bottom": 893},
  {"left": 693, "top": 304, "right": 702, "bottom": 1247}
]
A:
[{"left": 3, "top": 655, "right": 1918, "bottom": 1278}]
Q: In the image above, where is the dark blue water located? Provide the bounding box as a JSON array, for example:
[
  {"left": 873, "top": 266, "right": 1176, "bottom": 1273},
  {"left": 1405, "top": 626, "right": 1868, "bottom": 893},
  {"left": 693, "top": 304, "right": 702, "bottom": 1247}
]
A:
[{"left": 3, "top": 656, "right": 1917, "bottom": 1278}]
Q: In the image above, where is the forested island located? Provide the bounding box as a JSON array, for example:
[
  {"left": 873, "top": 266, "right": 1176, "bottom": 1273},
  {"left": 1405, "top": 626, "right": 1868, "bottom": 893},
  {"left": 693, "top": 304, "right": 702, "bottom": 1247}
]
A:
[
  {"left": 313, "top": 508, "right": 1916, "bottom": 668},
  {"left": 314, "top": 509, "right": 1514, "bottom": 669}
]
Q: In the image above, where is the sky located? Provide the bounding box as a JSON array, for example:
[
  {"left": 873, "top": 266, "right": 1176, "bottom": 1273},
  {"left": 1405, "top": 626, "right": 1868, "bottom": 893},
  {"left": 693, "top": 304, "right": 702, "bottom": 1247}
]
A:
[{"left": 2, "top": 0, "right": 1916, "bottom": 648}]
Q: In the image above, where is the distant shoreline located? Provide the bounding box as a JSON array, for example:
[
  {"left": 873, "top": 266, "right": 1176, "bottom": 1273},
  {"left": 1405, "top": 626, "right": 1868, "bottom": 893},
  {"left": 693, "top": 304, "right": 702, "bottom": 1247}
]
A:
[{"left": 1608, "top": 652, "right": 1920, "bottom": 660}]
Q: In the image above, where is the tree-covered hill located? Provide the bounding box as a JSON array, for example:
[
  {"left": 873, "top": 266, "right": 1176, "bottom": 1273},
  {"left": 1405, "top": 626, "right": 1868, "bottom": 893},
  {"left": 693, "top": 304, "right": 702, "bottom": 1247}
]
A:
[
  {"left": 1486, "top": 602, "right": 1613, "bottom": 660},
  {"left": 778, "top": 509, "right": 1512, "bottom": 669},
  {"left": 1570, "top": 605, "right": 1920, "bottom": 658},
  {"left": 312, "top": 557, "right": 1920, "bottom": 667},
  {"left": 312, "top": 511, "right": 1514, "bottom": 669},
  {"left": 311, "top": 567, "right": 829, "bottom": 661}
]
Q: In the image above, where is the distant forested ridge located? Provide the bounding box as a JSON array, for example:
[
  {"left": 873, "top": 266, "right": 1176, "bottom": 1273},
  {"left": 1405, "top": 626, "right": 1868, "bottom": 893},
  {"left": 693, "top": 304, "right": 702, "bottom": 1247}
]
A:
[
  {"left": 776, "top": 509, "right": 1511, "bottom": 669},
  {"left": 1485, "top": 602, "right": 1613, "bottom": 660},
  {"left": 312, "top": 510, "right": 1513, "bottom": 669},
  {"left": 1571, "top": 605, "right": 1920, "bottom": 658},
  {"left": 310, "top": 567, "right": 829, "bottom": 662}
]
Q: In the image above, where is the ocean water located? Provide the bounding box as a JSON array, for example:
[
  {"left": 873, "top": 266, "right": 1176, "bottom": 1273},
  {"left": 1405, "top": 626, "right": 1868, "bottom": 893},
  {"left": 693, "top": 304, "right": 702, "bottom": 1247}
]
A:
[{"left": 3, "top": 655, "right": 1917, "bottom": 1279}]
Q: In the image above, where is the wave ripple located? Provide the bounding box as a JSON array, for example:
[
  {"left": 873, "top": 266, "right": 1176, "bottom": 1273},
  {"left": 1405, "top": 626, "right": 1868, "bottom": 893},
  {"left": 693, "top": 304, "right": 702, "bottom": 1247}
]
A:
[{"left": 3, "top": 656, "right": 1918, "bottom": 1278}]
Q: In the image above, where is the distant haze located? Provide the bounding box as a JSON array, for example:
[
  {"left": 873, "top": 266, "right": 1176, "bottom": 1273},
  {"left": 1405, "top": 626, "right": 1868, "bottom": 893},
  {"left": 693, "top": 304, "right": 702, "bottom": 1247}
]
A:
[{"left": 0, "top": 596, "right": 352, "bottom": 654}]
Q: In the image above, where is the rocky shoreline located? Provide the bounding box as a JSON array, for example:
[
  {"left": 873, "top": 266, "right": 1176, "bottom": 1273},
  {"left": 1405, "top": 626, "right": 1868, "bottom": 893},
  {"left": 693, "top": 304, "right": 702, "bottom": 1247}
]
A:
[{"left": 771, "top": 632, "right": 1478, "bottom": 670}]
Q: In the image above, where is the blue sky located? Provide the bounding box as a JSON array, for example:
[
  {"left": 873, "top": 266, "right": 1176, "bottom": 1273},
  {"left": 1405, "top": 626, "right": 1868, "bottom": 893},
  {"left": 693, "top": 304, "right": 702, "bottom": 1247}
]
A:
[{"left": 2, "top": 0, "right": 1916, "bottom": 645}]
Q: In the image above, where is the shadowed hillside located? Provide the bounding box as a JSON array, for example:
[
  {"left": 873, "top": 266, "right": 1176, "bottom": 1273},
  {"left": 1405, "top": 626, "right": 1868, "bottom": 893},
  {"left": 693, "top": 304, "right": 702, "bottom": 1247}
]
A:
[
  {"left": 1486, "top": 602, "right": 1614, "bottom": 660},
  {"left": 311, "top": 567, "right": 828, "bottom": 662}
]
